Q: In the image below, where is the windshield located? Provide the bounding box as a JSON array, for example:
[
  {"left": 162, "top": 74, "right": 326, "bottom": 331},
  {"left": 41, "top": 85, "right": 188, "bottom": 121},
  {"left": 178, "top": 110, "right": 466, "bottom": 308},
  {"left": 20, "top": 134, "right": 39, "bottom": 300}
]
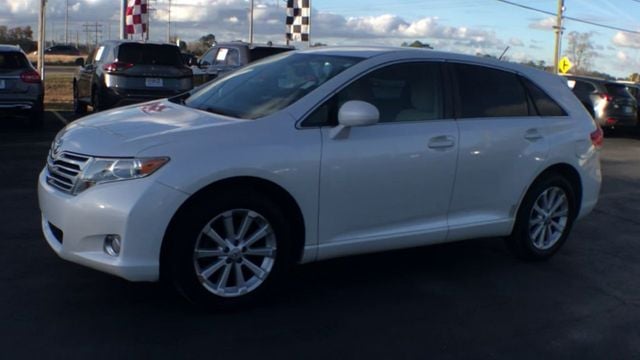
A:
[{"left": 183, "top": 52, "right": 363, "bottom": 119}]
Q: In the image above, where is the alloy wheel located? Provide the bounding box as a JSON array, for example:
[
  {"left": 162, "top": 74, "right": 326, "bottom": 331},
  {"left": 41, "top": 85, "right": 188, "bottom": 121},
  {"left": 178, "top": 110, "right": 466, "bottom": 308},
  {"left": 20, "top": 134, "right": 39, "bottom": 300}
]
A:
[
  {"left": 528, "top": 186, "right": 569, "bottom": 250},
  {"left": 193, "top": 209, "right": 277, "bottom": 297}
]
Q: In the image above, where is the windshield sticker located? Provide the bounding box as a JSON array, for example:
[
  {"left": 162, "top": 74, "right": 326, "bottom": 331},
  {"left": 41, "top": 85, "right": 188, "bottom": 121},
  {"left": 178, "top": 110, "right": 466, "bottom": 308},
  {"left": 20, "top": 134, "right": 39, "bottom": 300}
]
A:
[
  {"left": 216, "top": 48, "right": 229, "bottom": 61},
  {"left": 141, "top": 103, "right": 170, "bottom": 114}
]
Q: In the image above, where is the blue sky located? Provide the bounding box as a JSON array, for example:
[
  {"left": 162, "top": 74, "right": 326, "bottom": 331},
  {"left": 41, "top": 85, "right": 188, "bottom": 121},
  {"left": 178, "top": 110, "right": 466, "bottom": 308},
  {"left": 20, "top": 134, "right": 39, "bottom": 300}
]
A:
[{"left": 1, "top": 0, "right": 640, "bottom": 77}]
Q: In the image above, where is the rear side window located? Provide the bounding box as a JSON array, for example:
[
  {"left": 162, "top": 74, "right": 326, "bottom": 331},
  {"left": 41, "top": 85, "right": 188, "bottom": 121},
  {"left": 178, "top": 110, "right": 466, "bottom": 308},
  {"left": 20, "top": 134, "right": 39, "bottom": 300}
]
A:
[
  {"left": 521, "top": 77, "right": 567, "bottom": 116},
  {"left": 455, "top": 63, "right": 528, "bottom": 118},
  {"left": 605, "top": 83, "right": 632, "bottom": 98},
  {"left": 117, "top": 44, "right": 183, "bottom": 66},
  {"left": 572, "top": 80, "right": 595, "bottom": 95},
  {"left": 0, "top": 52, "right": 28, "bottom": 69}
]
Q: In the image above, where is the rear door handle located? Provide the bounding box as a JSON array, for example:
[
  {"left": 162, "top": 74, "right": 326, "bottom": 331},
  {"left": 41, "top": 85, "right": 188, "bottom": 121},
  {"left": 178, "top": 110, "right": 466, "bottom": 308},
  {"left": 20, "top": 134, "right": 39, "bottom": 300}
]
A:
[
  {"left": 428, "top": 135, "right": 456, "bottom": 149},
  {"left": 524, "top": 128, "right": 544, "bottom": 141}
]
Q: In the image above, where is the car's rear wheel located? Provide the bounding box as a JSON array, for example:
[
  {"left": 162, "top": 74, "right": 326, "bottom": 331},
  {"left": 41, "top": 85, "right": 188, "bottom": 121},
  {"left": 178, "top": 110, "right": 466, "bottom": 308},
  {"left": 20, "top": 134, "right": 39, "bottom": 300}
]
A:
[
  {"left": 507, "top": 173, "right": 576, "bottom": 260},
  {"left": 165, "top": 190, "right": 293, "bottom": 308}
]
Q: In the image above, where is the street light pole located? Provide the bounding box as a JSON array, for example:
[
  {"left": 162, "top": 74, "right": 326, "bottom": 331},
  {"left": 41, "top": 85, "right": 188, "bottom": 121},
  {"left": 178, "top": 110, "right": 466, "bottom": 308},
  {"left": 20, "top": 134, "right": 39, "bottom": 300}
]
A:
[
  {"left": 167, "top": 0, "right": 172, "bottom": 42},
  {"left": 553, "top": 0, "right": 565, "bottom": 73},
  {"left": 64, "top": 0, "right": 69, "bottom": 44},
  {"left": 120, "top": 0, "right": 127, "bottom": 39},
  {"left": 38, "top": 0, "right": 47, "bottom": 80}
]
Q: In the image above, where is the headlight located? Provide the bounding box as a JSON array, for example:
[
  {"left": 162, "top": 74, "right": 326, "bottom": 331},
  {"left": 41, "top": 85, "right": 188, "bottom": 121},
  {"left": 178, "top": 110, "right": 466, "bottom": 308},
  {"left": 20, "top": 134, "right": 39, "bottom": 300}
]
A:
[{"left": 74, "top": 157, "right": 169, "bottom": 194}]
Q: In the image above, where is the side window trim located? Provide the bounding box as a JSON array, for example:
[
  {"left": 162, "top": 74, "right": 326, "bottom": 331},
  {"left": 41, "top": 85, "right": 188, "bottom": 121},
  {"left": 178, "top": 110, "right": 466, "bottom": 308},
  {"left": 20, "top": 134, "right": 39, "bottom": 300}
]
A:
[{"left": 298, "top": 59, "right": 450, "bottom": 129}]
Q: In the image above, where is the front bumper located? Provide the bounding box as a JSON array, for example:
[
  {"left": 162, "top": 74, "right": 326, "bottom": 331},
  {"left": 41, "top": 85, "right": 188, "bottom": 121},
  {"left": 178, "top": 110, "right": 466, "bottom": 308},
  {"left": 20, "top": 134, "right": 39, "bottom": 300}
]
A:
[{"left": 38, "top": 169, "right": 189, "bottom": 281}]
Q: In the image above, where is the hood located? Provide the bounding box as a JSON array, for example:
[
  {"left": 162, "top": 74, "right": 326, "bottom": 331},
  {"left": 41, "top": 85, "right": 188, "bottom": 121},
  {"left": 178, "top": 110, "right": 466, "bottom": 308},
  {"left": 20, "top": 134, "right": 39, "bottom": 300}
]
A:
[{"left": 57, "top": 100, "right": 241, "bottom": 156}]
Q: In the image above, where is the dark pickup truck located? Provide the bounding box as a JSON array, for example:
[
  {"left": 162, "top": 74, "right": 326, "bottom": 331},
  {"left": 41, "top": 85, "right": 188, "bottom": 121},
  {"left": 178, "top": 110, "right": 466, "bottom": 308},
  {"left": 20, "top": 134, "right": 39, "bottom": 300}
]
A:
[{"left": 192, "top": 42, "right": 293, "bottom": 86}]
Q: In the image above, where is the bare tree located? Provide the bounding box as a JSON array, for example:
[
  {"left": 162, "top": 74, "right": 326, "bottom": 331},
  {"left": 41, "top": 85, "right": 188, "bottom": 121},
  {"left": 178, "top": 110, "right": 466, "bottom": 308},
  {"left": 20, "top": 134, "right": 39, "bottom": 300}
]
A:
[{"left": 564, "top": 31, "right": 596, "bottom": 74}]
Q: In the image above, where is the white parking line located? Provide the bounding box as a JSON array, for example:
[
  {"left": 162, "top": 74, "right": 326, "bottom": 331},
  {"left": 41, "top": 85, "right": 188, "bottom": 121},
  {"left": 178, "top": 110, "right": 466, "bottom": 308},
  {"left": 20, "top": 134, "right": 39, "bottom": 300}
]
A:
[{"left": 52, "top": 111, "right": 68, "bottom": 125}]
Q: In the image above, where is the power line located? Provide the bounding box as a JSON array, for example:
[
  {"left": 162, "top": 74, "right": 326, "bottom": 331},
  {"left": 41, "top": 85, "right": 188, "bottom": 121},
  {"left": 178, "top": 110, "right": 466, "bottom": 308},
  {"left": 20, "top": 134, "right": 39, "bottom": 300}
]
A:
[{"left": 496, "top": 0, "right": 640, "bottom": 35}]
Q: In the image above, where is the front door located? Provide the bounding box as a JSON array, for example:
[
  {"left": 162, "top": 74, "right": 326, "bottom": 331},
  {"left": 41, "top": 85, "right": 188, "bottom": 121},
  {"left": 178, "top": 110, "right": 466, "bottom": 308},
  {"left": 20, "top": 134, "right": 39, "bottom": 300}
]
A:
[{"left": 312, "top": 61, "right": 459, "bottom": 259}]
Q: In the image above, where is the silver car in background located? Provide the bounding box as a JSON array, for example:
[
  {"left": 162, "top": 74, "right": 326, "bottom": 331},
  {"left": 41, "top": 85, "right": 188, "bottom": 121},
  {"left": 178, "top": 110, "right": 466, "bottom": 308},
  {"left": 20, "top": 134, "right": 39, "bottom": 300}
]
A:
[{"left": 0, "top": 45, "right": 44, "bottom": 127}]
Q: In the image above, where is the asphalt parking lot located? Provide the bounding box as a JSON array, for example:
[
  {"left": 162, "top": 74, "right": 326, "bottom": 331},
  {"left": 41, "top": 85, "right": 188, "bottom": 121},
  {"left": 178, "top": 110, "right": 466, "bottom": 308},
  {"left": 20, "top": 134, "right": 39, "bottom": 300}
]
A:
[{"left": 1, "top": 112, "right": 640, "bottom": 359}]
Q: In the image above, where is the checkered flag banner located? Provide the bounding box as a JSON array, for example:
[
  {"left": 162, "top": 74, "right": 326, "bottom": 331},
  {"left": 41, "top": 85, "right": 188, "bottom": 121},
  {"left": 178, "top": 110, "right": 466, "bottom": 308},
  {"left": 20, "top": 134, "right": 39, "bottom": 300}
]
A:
[
  {"left": 125, "top": 0, "right": 149, "bottom": 35},
  {"left": 286, "top": 0, "right": 310, "bottom": 42}
]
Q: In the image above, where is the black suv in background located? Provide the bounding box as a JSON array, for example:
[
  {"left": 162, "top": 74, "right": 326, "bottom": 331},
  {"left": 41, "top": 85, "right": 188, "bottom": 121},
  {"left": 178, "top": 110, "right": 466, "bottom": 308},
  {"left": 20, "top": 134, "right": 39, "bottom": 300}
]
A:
[
  {"left": 73, "top": 40, "right": 193, "bottom": 114},
  {"left": 44, "top": 45, "right": 81, "bottom": 56},
  {"left": 563, "top": 75, "right": 637, "bottom": 129},
  {"left": 0, "top": 45, "right": 44, "bottom": 127},
  {"left": 192, "top": 42, "right": 293, "bottom": 85}
]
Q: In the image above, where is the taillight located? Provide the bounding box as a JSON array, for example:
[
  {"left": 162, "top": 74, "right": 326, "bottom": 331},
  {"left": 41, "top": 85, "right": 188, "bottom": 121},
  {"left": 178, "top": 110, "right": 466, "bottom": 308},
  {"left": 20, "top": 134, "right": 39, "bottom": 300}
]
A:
[
  {"left": 590, "top": 127, "right": 604, "bottom": 148},
  {"left": 103, "top": 62, "right": 134, "bottom": 73},
  {"left": 20, "top": 70, "right": 41, "bottom": 83},
  {"left": 599, "top": 93, "right": 613, "bottom": 101}
]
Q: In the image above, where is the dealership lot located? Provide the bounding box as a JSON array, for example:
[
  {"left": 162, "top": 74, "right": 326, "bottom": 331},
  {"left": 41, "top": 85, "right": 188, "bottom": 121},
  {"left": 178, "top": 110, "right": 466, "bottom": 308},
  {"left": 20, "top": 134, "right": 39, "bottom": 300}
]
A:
[{"left": 1, "top": 112, "right": 640, "bottom": 358}]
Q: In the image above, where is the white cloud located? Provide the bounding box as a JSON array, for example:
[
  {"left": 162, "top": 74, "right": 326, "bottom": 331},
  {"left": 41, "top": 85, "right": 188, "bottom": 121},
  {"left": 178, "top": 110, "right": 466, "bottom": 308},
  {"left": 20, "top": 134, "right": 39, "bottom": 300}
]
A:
[
  {"left": 612, "top": 31, "right": 640, "bottom": 49},
  {"left": 529, "top": 17, "right": 555, "bottom": 31}
]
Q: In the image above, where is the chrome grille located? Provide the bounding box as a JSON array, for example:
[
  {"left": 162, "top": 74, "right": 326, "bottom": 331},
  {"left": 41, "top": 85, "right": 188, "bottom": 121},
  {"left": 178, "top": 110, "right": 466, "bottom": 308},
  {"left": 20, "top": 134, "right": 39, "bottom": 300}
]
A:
[{"left": 46, "top": 151, "right": 92, "bottom": 194}]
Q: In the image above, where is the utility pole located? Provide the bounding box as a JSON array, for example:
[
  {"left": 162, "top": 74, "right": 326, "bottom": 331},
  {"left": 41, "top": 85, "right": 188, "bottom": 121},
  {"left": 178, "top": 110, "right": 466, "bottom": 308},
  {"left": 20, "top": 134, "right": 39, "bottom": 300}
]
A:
[
  {"left": 249, "top": 0, "right": 254, "bottom": 44},
  {"left": 120, "top": 0, "right": 127, "bottom": 40},
  {"left": 64, "top": 0, "right": 69, "bottom": 44},
  {"left": 38, "top": 0, "right": 46, "bottom": 80},
  {"left": 553, "top": 0, "right": 565, "bottom": 73}
]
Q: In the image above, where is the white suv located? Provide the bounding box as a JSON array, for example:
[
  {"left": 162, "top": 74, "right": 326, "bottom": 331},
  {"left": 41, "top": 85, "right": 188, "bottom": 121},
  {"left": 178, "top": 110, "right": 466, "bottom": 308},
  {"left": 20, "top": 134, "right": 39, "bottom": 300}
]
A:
[{"left": 38, "top": 48, "right": 601, "bottom": 307}]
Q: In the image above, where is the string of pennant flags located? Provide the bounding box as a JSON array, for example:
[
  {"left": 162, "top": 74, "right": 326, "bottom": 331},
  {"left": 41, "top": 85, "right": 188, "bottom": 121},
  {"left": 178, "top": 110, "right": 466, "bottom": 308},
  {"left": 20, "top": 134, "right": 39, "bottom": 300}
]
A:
[{"left": 123, "top": 0, "right": 310, "bottom": 43}]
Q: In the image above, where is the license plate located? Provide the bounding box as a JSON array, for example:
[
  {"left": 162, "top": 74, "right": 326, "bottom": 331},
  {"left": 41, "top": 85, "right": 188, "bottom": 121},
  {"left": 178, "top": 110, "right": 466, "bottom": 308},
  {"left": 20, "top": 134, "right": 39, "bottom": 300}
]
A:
[
  {"left": 624, "top": 106, "right": 633, "bottom": 114},
  {"left": 145, "top": 78, "right": 163, "bottom": 87},
  {"left": 0, "top": 80, "right": 5, "bottom": 89}
]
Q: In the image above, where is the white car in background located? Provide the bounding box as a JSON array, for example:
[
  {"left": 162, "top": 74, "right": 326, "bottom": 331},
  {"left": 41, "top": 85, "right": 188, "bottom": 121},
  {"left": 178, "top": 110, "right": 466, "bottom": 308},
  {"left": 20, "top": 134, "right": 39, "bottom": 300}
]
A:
[{"left": 38, "top": 47, "right": 601, "bottom": 307}]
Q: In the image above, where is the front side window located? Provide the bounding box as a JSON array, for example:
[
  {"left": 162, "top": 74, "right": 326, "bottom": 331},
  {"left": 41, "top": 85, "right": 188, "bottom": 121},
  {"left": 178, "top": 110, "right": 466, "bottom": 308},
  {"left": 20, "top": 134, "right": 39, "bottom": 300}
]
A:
[
  {"left": 455, "top": 63, "right": 528, "bottom": 118},
  {"left": 183, "top": 53, "right": 362, "bottom": 119},
  {"left": 200, "top": 48, "right": 217, "bottom": 66},
  {"left": 303, "top": 61, "right": 444, "bottom": 127}
]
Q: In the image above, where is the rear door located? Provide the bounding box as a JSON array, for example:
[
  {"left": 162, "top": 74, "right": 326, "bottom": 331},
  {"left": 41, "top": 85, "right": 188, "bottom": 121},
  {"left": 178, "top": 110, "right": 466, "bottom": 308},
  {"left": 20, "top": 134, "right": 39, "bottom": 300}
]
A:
[{"left": 446, "top": 63, "right": 554, "bottom": 239}]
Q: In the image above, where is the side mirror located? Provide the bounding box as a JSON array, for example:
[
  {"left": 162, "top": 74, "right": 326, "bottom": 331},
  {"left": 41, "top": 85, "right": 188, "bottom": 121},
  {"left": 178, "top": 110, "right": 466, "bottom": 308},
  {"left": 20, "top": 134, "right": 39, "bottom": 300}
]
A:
[
  {"left": 74, "top": 57, "right": 85, "bottom": 67},
  {"left": 338, "top": 100, "right": 380, "bottom": 127}
]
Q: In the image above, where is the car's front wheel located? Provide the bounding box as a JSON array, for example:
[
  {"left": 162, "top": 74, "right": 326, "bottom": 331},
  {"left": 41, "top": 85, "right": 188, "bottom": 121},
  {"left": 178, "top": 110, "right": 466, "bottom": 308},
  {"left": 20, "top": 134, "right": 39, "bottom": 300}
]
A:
[
  {"left": 165, "top": 190, "right": 293, "bottom": 308},
  {"left": 507, "top": 173, "right": 577, "bottom": 260}
]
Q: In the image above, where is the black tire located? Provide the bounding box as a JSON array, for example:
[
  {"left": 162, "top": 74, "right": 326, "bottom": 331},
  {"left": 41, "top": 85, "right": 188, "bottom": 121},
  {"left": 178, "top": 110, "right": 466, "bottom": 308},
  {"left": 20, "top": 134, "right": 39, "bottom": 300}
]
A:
[
  {"left": 73, "top": 84, "right": 87, "bottom": 115},
  {"left": 506, "top": 173, "right": 577, "bottom": 261},
  {"left": 164, "top": 189, "right": 294, "bottom": 308}
]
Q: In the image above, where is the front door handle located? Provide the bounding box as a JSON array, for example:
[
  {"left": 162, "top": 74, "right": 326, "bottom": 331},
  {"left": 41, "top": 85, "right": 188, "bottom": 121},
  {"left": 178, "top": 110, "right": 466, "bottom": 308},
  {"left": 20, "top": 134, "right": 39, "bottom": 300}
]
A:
[
  {"left": 524, "top": 128, "right": 544, "bottom": 141},
  {"left": 428, "top": 135, "right": 456, "bottom": 149}
]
